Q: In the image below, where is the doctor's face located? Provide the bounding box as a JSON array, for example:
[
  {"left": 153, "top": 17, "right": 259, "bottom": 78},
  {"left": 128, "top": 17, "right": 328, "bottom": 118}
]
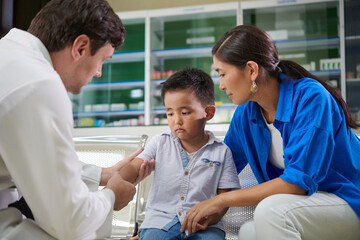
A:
[{"left": 67, "top": 43, "right": 114, "bottom": 94}]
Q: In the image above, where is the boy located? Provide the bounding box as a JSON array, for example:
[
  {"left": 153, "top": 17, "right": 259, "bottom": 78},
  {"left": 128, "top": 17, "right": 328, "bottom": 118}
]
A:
[{"left": 122, "top": 68, "right": 240, "bottom": 239}]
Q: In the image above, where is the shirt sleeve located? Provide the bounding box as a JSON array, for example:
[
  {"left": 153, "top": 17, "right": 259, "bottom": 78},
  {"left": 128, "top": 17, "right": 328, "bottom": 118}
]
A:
[
  {"left": 0, "top": 79, "right": 114, "bottom": 240},
  {"left": 224, "top": 108, "right": 249, "bottom": 174},
  {"left": 80, "top": 162, "right": 102, "bottom": 192},
  {"left": 136, "top": 134, "right": 160, "bottom": 161},
  {"left": 280, "top": 86, "right": 339, "bottom": 195}
]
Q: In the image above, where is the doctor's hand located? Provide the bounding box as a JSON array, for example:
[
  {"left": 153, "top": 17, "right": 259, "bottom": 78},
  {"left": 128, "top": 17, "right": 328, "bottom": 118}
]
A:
[
  {"left": 106, "top": 173, "right": 136, "bottom": 211},
  {"left": 100, "top": 148, "right": 144, "bottom": 186},
  {"left": 180, "top": 196, "right": 224, "bottom": 235}
]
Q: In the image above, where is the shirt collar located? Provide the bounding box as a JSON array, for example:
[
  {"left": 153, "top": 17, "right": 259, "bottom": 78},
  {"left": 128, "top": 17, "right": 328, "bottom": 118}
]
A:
[
  {"left": 275, "top": 73, "right": 294, "bottom": 123},
  {"left": 5, "top": 28, "right": 53, "bottom": 67}
]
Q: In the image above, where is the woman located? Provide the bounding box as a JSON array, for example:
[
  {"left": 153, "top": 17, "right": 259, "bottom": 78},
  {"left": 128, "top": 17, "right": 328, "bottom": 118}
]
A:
[{"left": 180, "top": 25, "right": 360, "bottom": 240}]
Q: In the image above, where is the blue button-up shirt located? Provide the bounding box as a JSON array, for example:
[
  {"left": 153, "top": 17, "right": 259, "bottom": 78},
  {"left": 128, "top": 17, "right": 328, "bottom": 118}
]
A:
[
  {"left": 225, "top": 74, "right": 360, "bottom": 217},
  {"left": 138, "top": 131, "right": 240, "bottom": 231}
]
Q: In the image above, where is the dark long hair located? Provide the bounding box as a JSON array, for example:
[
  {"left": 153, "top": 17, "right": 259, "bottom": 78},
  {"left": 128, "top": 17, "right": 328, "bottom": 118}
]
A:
[
  {"left": 28, "top": 0, "right": 125, "bottom": 55},
  {"left": 212, "top": 25, "right": 358, "bottom": 129}
]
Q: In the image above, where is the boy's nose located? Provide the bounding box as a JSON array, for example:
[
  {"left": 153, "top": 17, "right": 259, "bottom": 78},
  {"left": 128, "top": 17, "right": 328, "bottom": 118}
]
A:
[{"left": 175, "top": 115, "right": 183, "bottom": 125}]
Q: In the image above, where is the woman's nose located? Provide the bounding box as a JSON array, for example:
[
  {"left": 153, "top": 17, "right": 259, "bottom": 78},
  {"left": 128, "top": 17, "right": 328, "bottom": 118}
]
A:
[{"left": 219, "top": 80, "right": 225, "bottom": 91}]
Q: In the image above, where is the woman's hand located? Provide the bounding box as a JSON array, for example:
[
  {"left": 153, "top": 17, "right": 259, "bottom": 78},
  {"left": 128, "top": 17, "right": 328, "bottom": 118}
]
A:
[{"left": 180, "top": 195, "right": 224, "bottom": 235}]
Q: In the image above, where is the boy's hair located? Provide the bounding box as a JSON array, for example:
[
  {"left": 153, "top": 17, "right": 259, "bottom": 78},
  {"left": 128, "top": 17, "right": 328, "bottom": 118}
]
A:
[
  {"left": 28, "top": 0, "right": 125, "bottom": 56},
  {"left": 161, "top": 67, "right": 215, "bottom": 106}
]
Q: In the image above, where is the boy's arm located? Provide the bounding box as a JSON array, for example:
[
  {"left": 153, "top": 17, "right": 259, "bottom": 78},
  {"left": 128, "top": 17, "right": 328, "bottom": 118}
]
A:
[{"left": 118, "top": 158, "right": 145, "bottom": 184}]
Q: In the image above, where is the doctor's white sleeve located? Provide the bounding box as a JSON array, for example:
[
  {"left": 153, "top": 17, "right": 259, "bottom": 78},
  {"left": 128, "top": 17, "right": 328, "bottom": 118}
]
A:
[{"left": 0, "top": 79, "right": 114, "bottom": 240}]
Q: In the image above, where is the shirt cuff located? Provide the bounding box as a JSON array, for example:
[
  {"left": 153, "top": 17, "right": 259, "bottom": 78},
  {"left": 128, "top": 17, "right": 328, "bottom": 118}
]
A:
[{"left": 81, "top": 163, "right": 102, "bottom": 192}]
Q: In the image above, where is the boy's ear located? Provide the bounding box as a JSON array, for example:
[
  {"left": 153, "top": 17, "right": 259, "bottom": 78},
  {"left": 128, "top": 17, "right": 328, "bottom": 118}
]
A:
[{"left": 205, "top": 105, "right": 216, "bottom": 121}]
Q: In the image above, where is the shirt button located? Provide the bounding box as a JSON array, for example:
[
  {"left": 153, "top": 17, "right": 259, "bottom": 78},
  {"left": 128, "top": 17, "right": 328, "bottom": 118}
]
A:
[
  {"left": 181, "top": 196, "right": 184, "bottom": 200},
  {"left": 184, "top": 171, "right": 189, "bottom": 175},
  {"left": 178, "top": 212, "right": 182, "bottom": 216},
  {"left": 209, "top": 162, "right": 213, "bottom": 166}
]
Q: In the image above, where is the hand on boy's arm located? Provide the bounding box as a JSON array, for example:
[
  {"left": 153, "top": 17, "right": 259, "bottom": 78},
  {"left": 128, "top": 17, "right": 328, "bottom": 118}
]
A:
[
  {"left": 132, "top": 158, "right": 155, "bottom": 185},
  {"left": 106, "top": 173, "right": 136, "bottom": 211},
  {"left": 100, "top": 147, "right": 144, "bottom": 186},
  {"left": 119, "top": 158, "right": 154, "bottom": 185},
  {"left": 180, "top": 189, "right": 230, "bottom": 235}
]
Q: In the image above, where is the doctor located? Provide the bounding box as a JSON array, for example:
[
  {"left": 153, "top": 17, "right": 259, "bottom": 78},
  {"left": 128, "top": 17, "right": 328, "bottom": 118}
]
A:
[
  {"left": 181, "top": 25, "right": 360, "bottom": 240},
  {"left": 0, "top": 0, "right": 153, "bottom": 239}
]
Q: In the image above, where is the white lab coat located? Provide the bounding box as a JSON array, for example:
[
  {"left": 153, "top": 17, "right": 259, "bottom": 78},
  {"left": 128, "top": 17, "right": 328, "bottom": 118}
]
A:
[{"left": 0, "top": 29, "right": 114, "bottom": 239}]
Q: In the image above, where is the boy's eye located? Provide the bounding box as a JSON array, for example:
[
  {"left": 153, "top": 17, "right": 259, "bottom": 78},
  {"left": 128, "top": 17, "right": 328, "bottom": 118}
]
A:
[
  {"left": 219, "top": 74, "right": 225, "bottom": 78},
  {"left": 167, "top": 113, "right": 173, "bottom": 116},
  {"left": 182, "top": 112, "right": 190, "bottom": 115}
]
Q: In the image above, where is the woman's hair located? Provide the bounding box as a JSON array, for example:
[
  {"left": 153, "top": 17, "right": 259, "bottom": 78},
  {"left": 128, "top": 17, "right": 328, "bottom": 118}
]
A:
[
  {"left": 161, "top": 67, "right": 215, "bottom": 107},
  {"left": 212, "top": 25, "right": 358, "bottom": 129},
  {"left": 28, "top": 0, "right": 125, "bottom": 55}
]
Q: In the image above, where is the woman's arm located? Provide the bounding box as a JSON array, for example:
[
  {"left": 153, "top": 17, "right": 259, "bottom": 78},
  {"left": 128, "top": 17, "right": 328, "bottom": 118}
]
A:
[
  {"left": 181, "top": 177, "right": 306, "bottom": 234},
  {"left": 190, "top": 188, "right": 231, "bottom": 232}
]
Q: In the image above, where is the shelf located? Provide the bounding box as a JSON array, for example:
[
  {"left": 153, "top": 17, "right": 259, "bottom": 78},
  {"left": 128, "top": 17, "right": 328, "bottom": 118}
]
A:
[
  {"left": 310, "top": 69, "right": 341, "bottom": 78},
  {"left": 74, "top": 110, "right": 145, "bottom": 118},
  {"left": 150, "top": 38, "right": 340, "bottom": 61},
  {"left": 107, "top": 51, "right": 145, "bottom": 63},
  {"left": 345, "top": 35, "right": 360, "bottom": 41},
  {"left": 83, "top": 80, "right": 145, "bottom": 90},
  {"left": 347, "top": 78, "right": 360, "bottom": 83},
  {"left": 275, "top": 37, "right": 340, "bottom": 52},
  {"left": 152, "top": 46, "right": 212, "bottom": 59}
]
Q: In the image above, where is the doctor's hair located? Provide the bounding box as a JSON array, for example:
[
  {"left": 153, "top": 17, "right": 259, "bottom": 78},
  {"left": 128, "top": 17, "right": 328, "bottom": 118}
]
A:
[
  {"left": 160, "top": 67, "right": 215, "bottom": 107},
  {"left": 213, "top": 25, "right": 359, "bottom": 129},
  {"left": 28, "top": 0, "right": 125, "bottom": 56}
]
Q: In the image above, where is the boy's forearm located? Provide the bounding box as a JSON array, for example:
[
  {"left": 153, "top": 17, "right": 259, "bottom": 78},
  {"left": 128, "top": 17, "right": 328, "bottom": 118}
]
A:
[{"left": 119, "top": 158, "right": 144, "bottom": 183}]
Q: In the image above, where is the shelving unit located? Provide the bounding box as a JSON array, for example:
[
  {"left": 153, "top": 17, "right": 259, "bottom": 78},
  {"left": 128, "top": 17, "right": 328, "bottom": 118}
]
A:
[
  {"left": 148, "top": 2, "right": 239, "bottom": 125},
  {"left": 70, "top": 0, "right": 359, "bottom": 128},
  {"left": 241, "top": 0, "right": 343, "bottom": 89}
]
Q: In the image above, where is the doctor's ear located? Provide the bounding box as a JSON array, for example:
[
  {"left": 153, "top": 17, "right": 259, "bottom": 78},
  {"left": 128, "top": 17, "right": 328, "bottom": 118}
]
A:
[
  {"left": 205, "top": 105, "right": 216, "bottom": 121},
  {"left": 71, "top": 34, "right": 91, "bottom": 60}
]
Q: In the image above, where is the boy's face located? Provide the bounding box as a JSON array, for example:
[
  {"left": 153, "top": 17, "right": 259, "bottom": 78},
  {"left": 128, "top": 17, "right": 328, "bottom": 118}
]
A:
[{"left": 164, "top": 88, "right": 208, "bottom": 142}]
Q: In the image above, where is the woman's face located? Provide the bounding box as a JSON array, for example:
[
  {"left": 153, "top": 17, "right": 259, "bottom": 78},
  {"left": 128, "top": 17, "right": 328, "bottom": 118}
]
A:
[{"left": 213, "top": 56, "right": 253, "bottom": 105}]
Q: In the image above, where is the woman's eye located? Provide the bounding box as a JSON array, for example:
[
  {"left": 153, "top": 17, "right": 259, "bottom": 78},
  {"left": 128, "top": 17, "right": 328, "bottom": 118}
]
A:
[
  {"left": 219, "top": 74, "right": 225, "bottom": 78},
  {"left": 167, "top": 113, "right": 173, "bottom": 116},
  {"left": 182, "top": 112, "right": 190, "bottom": 115}
]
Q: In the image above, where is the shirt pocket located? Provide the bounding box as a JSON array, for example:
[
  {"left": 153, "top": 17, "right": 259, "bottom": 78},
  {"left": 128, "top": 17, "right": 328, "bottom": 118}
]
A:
[
  {"left": 192, "top": 158, "right": 222, "bottom": 179},
  {"left": 189, "top": 158, "right": 222, "bottom": 193}
]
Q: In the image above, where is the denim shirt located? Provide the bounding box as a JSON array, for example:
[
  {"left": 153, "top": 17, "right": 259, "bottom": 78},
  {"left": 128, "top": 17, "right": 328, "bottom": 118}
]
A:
[
  {"left": 225, "top": 74, "right": 360, "bottom": 217},
  {"left": 137, "top": 131, "right": 240, "bottom": 231}
]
